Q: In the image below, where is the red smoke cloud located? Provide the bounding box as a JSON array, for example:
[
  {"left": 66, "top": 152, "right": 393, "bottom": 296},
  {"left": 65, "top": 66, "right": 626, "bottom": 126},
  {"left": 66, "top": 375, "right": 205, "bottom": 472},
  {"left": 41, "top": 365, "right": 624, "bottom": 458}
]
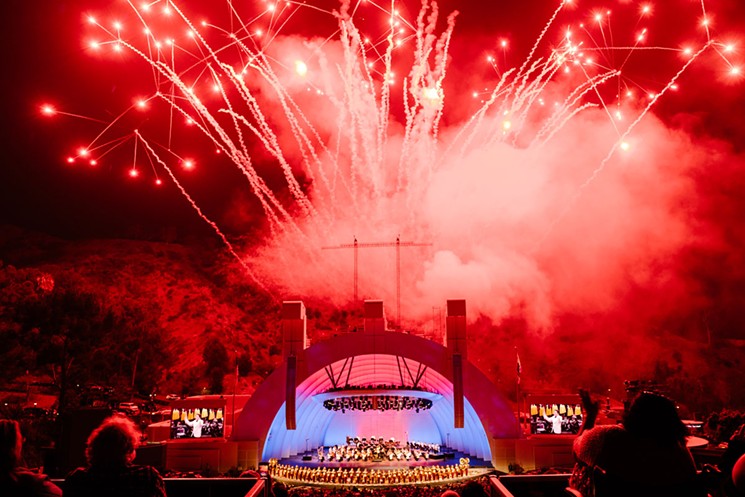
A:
[
  {"left": 241, "top": 12, "right": 741, "bottom": 341},
  {"left": 28, "top": 0, "right": 745, "bottom": 406}
]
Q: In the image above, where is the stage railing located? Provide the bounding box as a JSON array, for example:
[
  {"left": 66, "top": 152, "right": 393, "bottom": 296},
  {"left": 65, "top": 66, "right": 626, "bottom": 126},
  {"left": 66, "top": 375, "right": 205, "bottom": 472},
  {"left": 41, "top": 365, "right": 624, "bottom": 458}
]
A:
[
  {"left": 54, "top": 476, "right": 269, "bottom": 497},
  {"left": 165, "top": 477, "right": 269, "bottom": 497},
  {"left": 488, "top": 474, "right": 573, "bottom": 497}
]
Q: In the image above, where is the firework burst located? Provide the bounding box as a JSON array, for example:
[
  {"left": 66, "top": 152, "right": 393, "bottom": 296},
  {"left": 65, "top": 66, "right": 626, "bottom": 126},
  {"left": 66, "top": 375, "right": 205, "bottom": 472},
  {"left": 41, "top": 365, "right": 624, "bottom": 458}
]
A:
[{"left": 42, "top": 0, "right": 742, "bottom": 329}]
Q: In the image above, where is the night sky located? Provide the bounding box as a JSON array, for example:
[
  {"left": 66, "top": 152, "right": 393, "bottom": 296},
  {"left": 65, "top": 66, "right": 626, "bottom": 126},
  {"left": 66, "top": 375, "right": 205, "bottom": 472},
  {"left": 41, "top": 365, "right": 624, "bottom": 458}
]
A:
[
  {"left": 2, "top": 0, "right": 745, "bottom": 341},
  {"left": 3, "top": 0, "right": 742, "bottom": 237}
]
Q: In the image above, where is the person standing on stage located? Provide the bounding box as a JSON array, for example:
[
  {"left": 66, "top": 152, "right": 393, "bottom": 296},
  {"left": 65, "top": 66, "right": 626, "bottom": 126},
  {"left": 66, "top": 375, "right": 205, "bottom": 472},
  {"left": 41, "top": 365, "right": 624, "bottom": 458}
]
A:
[
  {"left": 543, "top": 408, "right": 564, "bottom": 434},
  {"left": 184, "top": 411, "right": 205, "bottom": 438}
]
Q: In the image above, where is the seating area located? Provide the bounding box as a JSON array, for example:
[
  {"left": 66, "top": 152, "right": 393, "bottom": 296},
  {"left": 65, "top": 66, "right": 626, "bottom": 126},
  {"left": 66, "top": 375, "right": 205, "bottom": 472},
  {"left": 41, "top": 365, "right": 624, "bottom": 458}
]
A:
[
  {"left": 163, "top": 477, "right": 266, "bottom": 497},
  {"left": 489, "top": 469, "right": 722, "bottom": 497},
  {"left": 51, "top": 477, "right": 268, "bottom": 497},
  {"left": 489, "top": 474, "right": 573, "bottom": 497},
  {"left": 282, "top": 479, "right": 485, "bottom": 497}
]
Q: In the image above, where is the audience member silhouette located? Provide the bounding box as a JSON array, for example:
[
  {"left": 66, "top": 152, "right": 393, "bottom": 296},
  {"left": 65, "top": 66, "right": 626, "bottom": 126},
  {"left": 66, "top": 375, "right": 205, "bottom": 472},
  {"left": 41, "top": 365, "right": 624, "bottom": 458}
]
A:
[
  {"left": 721, "top": 424, "right": 745, "bottom": 497},
  {"left": 731, "top": 453, "right": 745, "bottom": 497},
  {"left": 460, "top": 480, "right": 488, "bottom": 497},
  {"left": 570, "top": 389, "right": 704, "bottom": 497},
  {"left": 64, "top": 414, "right": 166, "bottom": 497},
  {"left": 272, "top": 480, "right": 289, "bottom": 497},
  {"left": 0, "top": 419, "right": 62, "bottom": 497}
]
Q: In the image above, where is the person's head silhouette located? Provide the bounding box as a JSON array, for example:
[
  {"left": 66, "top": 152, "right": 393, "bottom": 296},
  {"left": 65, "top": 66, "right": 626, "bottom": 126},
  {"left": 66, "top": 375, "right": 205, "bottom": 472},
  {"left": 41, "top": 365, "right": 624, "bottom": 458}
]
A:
[
  {"left": 86, "top": 415, "right": 140, "bottom": 467},
  {"left": 623, "top": 391, "right": 687, "bottom": 446},
  {"left": 0, "top": 419, "right": 23, "bottom": 473}
]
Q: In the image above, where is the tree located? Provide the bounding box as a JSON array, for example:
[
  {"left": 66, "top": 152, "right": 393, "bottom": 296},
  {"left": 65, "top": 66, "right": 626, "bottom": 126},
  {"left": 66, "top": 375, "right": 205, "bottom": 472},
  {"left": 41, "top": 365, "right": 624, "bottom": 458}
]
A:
[
  {"left": 14, "top": 288, "right": 106, "bottom": 411},
  {"left": 0, "top": 263, "right": 54, "bottom": 381},
  {"left": 203, "top": 337, "right": 230, "bottom": 394},
  {"left": 237, "top": 352, "right": 253, "bottom": 376},
  {"left": 10, "top": 281, "right": 172, "bottom": 410},
  {"left": 106, "top": 305, "right": 170, "bottom": 395}
]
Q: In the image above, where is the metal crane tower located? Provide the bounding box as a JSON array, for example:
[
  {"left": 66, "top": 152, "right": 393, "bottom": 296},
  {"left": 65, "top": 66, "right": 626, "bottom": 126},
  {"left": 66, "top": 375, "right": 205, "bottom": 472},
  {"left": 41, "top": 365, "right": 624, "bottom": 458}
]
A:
[{"left": 322, "top": 236, "right": 432, "bottom": 327}]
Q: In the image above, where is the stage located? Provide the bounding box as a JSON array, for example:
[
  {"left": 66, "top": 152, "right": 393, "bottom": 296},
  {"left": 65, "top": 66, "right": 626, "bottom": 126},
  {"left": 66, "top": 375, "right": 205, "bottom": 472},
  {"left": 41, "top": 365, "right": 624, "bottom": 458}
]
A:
[
  {"left": 267, "top": 447, "right": 495, "bottom": 487},
  {"left": 270, "top": 468, "right": 495, "bottom": 488}
]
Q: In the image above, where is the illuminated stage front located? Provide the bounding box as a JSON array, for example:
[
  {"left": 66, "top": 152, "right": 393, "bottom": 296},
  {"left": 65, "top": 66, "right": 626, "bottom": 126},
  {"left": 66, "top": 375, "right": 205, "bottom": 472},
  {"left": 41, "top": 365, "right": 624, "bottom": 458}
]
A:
[
  {"left": 267, "top": 456, "right": 482, "bottom": 487},
  {"left": 232, "top": 316, "right": 521, "bottom": 471},
  {"left": 146, "top": 301, "right": 578, "bottom": 476},
  {"left": 260, "top": 356, "right": 492, "bottom": 459}
]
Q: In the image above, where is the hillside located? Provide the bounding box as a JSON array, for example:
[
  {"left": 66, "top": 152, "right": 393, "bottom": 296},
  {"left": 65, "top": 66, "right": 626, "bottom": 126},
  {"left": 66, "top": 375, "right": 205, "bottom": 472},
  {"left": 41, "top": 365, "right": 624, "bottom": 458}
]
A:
[
  {"left": 1, "top": 224, "right": 744, "bottom": 415},
  {"left": 1, "top": 226, "right": 276, "bottom": 398}
]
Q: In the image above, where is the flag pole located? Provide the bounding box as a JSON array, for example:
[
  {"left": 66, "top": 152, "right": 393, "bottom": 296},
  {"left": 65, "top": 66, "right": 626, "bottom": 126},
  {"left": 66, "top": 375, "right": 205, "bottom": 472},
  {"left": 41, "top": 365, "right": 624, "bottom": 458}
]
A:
[{"left": 515, "top": 347, "right": 522, "bottom": 437}]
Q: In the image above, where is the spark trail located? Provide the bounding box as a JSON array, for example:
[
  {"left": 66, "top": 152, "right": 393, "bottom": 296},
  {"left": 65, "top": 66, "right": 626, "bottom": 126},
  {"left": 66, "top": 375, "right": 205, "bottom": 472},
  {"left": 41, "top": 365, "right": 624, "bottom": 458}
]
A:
[{"left": 44, "top": 0, "right": 741, "bottom": 329}]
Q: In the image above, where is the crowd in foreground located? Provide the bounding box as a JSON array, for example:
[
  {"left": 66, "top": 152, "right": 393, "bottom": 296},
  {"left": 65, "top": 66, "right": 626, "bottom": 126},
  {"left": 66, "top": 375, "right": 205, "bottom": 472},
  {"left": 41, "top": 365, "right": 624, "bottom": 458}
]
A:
[
  {"left": 2, "top": 415, "right": 165, "bottom": 497},
  {"left": 2, "top": 391, "right": 745, "bottom": 496},
  {"left": 572, "top": 390, "right": 745, "bottom": 497}
]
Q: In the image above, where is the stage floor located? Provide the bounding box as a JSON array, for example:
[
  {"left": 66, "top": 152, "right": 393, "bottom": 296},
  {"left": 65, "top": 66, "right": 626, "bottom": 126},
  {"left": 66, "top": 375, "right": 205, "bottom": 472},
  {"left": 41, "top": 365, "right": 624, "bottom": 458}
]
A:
[{"left": 271, "top": 467, "right": 495, "bottom": 488}]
